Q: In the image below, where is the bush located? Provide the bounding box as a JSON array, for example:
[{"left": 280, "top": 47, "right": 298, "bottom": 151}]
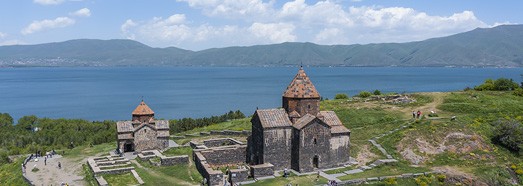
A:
[
  {"left": 514, "top": 88, "right": 523, "bottom": 97},
  {"left": 491, "top": 119, "right": 523, "bottom": 153},
  {"left": 373, "top": 90, "right": 382, "bottom": 95},
  {"left": 436, "top": 174, "right": 446, "bottom": 182},
  {"left": 334, "top": 93, "right": 349, "bottom": 99},
  {"left": 475, "top": 78, "right": 519, "bottom": 91},
  {"left": 358, "top": 91, "right": 372, "bottom": 98},
  {"left": 428, "top": 113, "right": 439, "bottom": 117},
  {"left": 516, "top": 169, "right": 523, "bottom": 175},
  {"left": 384, "top": 177, "right": 397, "bottom": 185}
]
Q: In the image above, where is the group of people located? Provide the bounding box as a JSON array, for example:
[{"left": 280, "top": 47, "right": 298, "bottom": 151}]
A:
[
  {"left": 22, "top": 150, "right": 61, "bottom": 174},
  {"left": 412, "top": 110, "right": 422, "bottom": 119}
]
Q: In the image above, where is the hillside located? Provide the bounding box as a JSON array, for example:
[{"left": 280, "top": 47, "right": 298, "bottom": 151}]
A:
[{"left": 1, "top": 25, "right": 523, "bottom": 67}]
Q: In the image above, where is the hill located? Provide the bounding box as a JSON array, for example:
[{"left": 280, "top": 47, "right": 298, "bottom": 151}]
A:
[{"left": 1, "top": 25, "right": 523, "bottom": 67}]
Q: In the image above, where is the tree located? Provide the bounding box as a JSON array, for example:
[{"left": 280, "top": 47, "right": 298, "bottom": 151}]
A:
[
  {"left": 373, "top": 90, "right": 382, "bottom": 95},
  {"left": 334, "top": 93, "right": 348, "bottom": 99},
  {"left": 16, "top": 115, "right": 38, "bottom": 131},
  {"left": 493, "top": 78, "right": 519, "bottom": 91},
  {"left": 0, "top": 113, "right": 13, "bottom": 127},
  {"left": 358, "top": 91, "right": 372, "bottom": 98}
]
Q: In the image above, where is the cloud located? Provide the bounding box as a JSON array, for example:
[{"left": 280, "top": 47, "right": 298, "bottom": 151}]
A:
[
  {"left": 0, "top": 32, "right": 6, "bottom": 39},
  {"left": 249, "top": 22, "right": 296, "bottom": 43},
  {"left": 33, "top": 0, "right": 65, "bottom": 5},
  {"left": 176, "top": 0, "right": 274, "bottom": 19},
  {"left": 0, "top": 40, "right": 26, "bottom": 46},
  {"left": 71, "top": 8, "right": 91, "bottom": 17},
  {"left": 127, "top": 1, "right": 488, "bottom": 50},
  {"left": 21, "top": 17, "right": 75, "bottom": 35}
]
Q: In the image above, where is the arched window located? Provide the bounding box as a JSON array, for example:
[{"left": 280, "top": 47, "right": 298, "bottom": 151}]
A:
[
  {"left": 313, "top": 138, "right": 317, "bottom": 145},
  {"left": 308, "top": 104, "right": 311, "bottom": 109}
]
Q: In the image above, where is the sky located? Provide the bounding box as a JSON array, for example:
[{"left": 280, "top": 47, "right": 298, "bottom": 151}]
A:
[{"left": 0, "top": 0, "right": 521, "bottom": 51}]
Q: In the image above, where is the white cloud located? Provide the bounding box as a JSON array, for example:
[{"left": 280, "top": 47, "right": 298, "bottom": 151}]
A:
[
  {"left": 71, "top": 8, "right": 91, "bottom": 17},
  {"left": 0, "top": 32, "right": 6, "bottom": 39},
  {"left": 33, "top": 0, "right": 65, "bottom": 5},
  {"left": 249, "top": 22, "right": 296, "bottom": 43},
  {"left": 176, "top": 0, "right": 274, "bottom": 19},
  {"left": 128, "top": 1, "right": 488, "bottom": 50},
  {"left": 0, "top": 40, "right": 26, "bottom": 46},
  {"left": 22, "top": 17, "right": 75, "bottom": 35}
]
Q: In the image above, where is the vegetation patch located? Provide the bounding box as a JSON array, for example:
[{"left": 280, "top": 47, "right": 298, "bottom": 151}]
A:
[
  {"left": 103, "top": 172, "right": 138, "bottom": 186},
  {"left": 249, "top": 173, "right": 328, "bottom": 186},
  {"left": 162, "top": 146, "right": 192, "bottom": 156},
  {"left": 338, "top": 162, "right": 429, "bottom": 181}
]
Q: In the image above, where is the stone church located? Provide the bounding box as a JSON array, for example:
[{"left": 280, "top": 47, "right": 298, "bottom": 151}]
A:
[
  {"left": 247, "top": 67, "right": 351, "bottom": 173},
  {"left": 116, "top": 101, "right": 170, "bottom": 153}
]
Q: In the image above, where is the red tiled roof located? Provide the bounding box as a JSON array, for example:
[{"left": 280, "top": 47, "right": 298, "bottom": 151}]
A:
[
  {"left": 283, "top": 67, "right": 320, "bottom": 98},
  {"left": 132, "top": 101, "right": 154, "bottom": 115},
  {"left": 256, "top": 108, "right": 293, "bottom": 128}
]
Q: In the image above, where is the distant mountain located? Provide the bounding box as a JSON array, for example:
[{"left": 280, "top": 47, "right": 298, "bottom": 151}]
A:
[{"left": 1, "top": 25, "right": 523, "bottom": 67}]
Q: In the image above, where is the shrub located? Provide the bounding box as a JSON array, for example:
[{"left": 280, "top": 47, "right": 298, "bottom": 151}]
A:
[
  {"left": 436, "top": 174, "right": 446, "bottom": 182},
  {"left": 494, "top": 78, "right": 519, "bottom": 91},
  {"left": 516, "top": 169, "right": 523, "bottom": 175},
  {"left": 491, "top": 119, "right": 523, "bottom": 153},
  {"left": 514, "top": 88, "right": 523, "bottom": 97},
  {"left": 334, "top": 93, "right": 349, "bottom": 99},
  {"left": 428, "top": 113, "right": 439, "bottom": 117},
  {"left": 474, "top": 79, "right": 495, "bottom": 91},
  {"left": 384, "top": 177, "right": 397, "bottom": 185},
  {"left": 31, "top": 167, "right": 39, "bottom": 172},
  {"left": 373, "top": 89, "right": 382, "bottom": 95},
  {"left": 358, "top": 91, "right": 372, "bottom": 98}
]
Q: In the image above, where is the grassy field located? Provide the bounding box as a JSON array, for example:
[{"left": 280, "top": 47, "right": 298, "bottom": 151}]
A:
[
  {"left": 0, "top": 158, "right": 27, "bottom": 185},
  {"left": 133, "top": 156, "right": 203, "bottom": 186},
  {"left": 249, "top": 172, "right": 328, "bottom": 186},
  {"left": 103, "top": 172, "right": 139, "bottom": 186}
]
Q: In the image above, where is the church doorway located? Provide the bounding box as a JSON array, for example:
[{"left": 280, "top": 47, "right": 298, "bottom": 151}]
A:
[
  {"left": 124, "top": 143, "right": 134, "bottom": 152},
  {"left": 313, "top": 155, "right": 319, "bottom": 168}
]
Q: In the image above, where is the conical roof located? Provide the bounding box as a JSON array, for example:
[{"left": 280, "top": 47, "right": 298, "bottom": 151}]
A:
[
  {"left": 132, "top": 101, "right": 155, "bottom": 115},
  {"left": 283, "top": 67, "right": 320, "bottom": 98}
]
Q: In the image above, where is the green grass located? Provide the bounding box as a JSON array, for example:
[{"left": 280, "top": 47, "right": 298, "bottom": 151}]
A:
[
  {"left": 177, "top": 118, "right": 251, "bottom": 135},
  {"left": 134, "top": 157, "right": 203, "bottom": 185},
  {"left": 103, "top": 172, "right": 139, "bottom": 186},
  {"left": 62, "top": 142, "right": 115, "bottom": 161},
  {"left": 249, "top": 173, "right": 328, "bottom": 186},
  {"left": 162, "top": 146, "right": 192, "bottom": 156},
  {"left": 82, "top": 164, "right": 97, "bottom": 186},
  {"left": 0, "top": 158, "right": 27, "bottom": 185},
  {"left": 338, "top": 162, "right": 430, "bottom": 181},
  {"left": 323, "top": 166, "right": 354, "bottom": 174}
]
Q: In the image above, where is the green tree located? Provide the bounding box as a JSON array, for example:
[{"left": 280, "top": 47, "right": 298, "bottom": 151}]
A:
[
  {"left": 358, "top": 91, "right": 372, "bottom": 98},
  {"left": 334, "top": 93, "right": 349, "bottom": 99},
  {"left": 494, "top": 78, "right": 519, "bottom": 91},
  {"left": 474, "top": 79, "right": 495, "bottom": 91},
  {"left": 16, "top": 115, "right": 38, "bottom": 131},
  {"left": 0, "top": 113, "right": 13, "bottom": 127},
  {"left": 373, "top": 89, "right": 382, "bottom": 95}
]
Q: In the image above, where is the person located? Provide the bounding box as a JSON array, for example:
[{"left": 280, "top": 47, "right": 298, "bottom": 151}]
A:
[
  {"left": 416, "top": 110, "right": 421, "bottom": 119},
  {"left": 283, "top": 168, "right": 288, "bottom": 178},
  {"left": 412, "top": 111, "right": 416, "bottom": 118},
  {"left": 58, "top": 162, "right": 61, "bottom": 169},
  {"left": 44, "top": 157, "right": 47, "bottom": 166}
]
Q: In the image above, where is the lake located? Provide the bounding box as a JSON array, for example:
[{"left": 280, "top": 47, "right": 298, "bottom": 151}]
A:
[{"left": 1, "top": 67, "right": 522, "bottom": 121}]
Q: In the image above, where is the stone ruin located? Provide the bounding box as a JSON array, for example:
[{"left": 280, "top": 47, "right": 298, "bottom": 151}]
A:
[
  {"left": 87, "top": 155, "right": 143, "bottom": 186},
  {"left": 192, "top": 138, "right": 274, "bottom": 185}
]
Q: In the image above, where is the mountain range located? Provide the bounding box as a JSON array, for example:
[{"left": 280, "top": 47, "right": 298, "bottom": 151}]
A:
[{"left": 1, "top": 25, "right": 523, "bottom": 67}]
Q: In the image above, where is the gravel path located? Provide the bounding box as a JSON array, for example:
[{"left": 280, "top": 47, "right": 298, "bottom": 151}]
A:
[{"left": 24, "top": 155, "right": 85, "bottom": 186}]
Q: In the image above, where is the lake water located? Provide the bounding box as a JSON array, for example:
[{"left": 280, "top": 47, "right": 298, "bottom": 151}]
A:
[{"left": 1, "top": 67, "right": 522, "bottom": 121}]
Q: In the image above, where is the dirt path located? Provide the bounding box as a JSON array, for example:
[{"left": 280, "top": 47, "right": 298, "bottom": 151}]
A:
[
  {"left": 24, "top": 155, "right": 85, "bottom": 186},
  {"left": 399, "top": 92, "right": 446, "bottom": 118},
  {"left": 131, "top": 159, "right": 196, "bottom": 186}
]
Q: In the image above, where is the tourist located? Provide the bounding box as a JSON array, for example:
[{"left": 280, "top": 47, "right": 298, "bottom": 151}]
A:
[
  {"left": 44, "top": 157, "right": 47, "bottom": 166},
  {"left": 412, "top": 111, "right": 416, "bottom": 118},
  {"left": 58, "top": 162, "right": 61, "bottom": 169},
  {"left": 416, "top": 110, "right": 421, "bottom": 119}
]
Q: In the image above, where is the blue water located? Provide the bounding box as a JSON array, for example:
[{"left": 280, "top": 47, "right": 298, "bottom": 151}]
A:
[{"left": 0, "top": 67, "right": 522, "bottom": 121}]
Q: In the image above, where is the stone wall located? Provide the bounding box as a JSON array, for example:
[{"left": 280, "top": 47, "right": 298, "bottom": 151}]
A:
[
  {"left": 194, "top": 151, "right": 224, "bottom": 186},
  {"left": 160, "top": 155, "right": 189, "bottom": 166},
  {"left": 329, "top": 134, "right": 351, "bottom": 166},
  {"left": 250, "top": 163, "right": 274, "bottom": 178},
  {"left": 203, "top": 138, "right": 243, "bottom": 148},
  {"left": 228, "top": 168, "right": 249, "bottom": 184},
  {"left": 283, "top": 97, "right": 320, "bottom": 116},
  {"left": 292, "top": 120, "right": 332, "bottom": 173},
  {"left": 134, "top": 125, "right": 158, "bottom": 152},
  {"left": 200, "top": 145, "right": 246, "bottom": 166},
  {"left": 263, "top": 128, "right": 292, "bottom": 170}
]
